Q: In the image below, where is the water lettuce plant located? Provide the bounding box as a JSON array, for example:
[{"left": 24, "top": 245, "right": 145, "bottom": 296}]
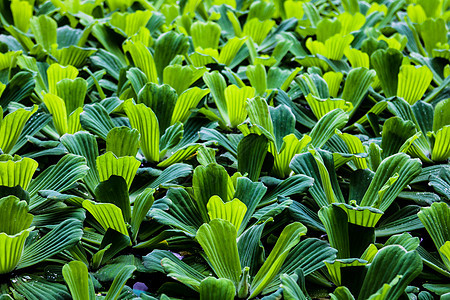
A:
[{"left": 0, "top": 0, "right": 449, "bottom": 299}]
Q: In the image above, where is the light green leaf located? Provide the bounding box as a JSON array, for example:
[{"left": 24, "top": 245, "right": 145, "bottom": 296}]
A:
[
  {"left": 83, "top": 201, "right": 129, "bottom": 237},
  {"left": 249, "top": 222, "right": 307, "bottom": 298},
  {"left": 30, "top": 15, "right": 57, "bottom": 52},
  {"left": 225, "top": 85, "right": 255, "bottom": 127},
  {"left": 0, "top": 157, "right": 38, "bottom": 190},
  {"left": 196, "top": 219, "right": 242, "bottom": 286},
  {"left": 123, "top": 99, "right": 160, "bottom": 163},
  {"left": 397, "top": 65, "right": 433, "bottom": 105},
  {"left": 123, "top": 41, "right": 157, "bottom": 83},
  {"left": 0, "top": 105, "right": 38, "bottom": 154},
  {"left": 371, "top": 48, "right": 403, "bottom": 98},
  {"left": 306, "top": 94, "right": 353, "bottom": 120},
  {"left": 96, "top": 151, "right": 140, "bottom": 190},
  {"left": 193, "top": 164, "right": 230, "bottom": 223},
  {"left": 104, "top": 265, "right": 136, "bottom": 300},
  {"left": 106, "top": 127, "right": 140, "bottom": 158},
  {"left": 171, "top": 87, "right": 210, "bottom": 124},
  {"left": 62, "top": 261, "right": 90, "bottom": 300},
  {"left": 200, "top": 277, "right": 235, "bottom": 300},
  {"left": 207, "top": 196, "right": 247, "bottom": 232},
  {"left": 0, "top": 196, "right": 33, "bottom": 235}
]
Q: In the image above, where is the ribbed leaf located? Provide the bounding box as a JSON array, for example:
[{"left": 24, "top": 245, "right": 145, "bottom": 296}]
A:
[
  {"left": 0, "top": 196, "right": 32, "bottom": 235},
  {"left": 104, "top": 265, "right": 136, "bottom": 300},
  {"left": 418, "top": 202, "right": 450, "bottom": 268},
  {"left": 371, "top": 49, "right": 403, "bottom": 98},
  {"left": 62, "top": 261, "right": 90, "bottom": 300},
  {"left": 243, "top": 18, "right": 275, "bottom": 45},
  {"left": 193, "top": 164, "right": 230, "bottom": 223},
  {"left": 237, "top": 134, "right": 268, "bottom": 181},
  {"left": 123, "top": 100, "right": 160, "bottom": 163},
  {"left": 46, "top": 64, "right": 78, "bottom": 95},
  {"left": 154, "top": 31, "right": 189, "bottom": 82},
  {"left": 225, "top": 85, "right": 255, "bottom": 127},
  {"left": 138, "top": 83, "right": 177, "bottom": 134},
  {"left": 30, "top": 15, "right": 57, "bottom": 52},
  {"left": 264, "top": 238, "right": 338, "bottom": 293},
  {"left": 309, "top": 109, "right": 348, "bottom": 148},
  {"left": 325, "top": 258, "right": 367, "bottom": 286},
  {"left": 207, "top": 196, "right": 247, "bottom": 232},
  {"left": 83, "top": 201, "right": 129, "bottom": 237},
  {"left": 249, "top": 222, "right": 307, "bottom": 298},
  {"left": 56, "top": 78, "right": 87, "bottom": 114},
  {"left": 358, "top": 245, "right": 423, "bottom": 300},
  {"left": 306, "top": 94, "right": 353, "bottom": 120},
  {"left": 131, "top": 188, "right": 154, "bottom": 242},
  {"left": 163, "top": 64, "right": 207, "bottom": 95},
  {"left": 247, "top": 64, "right": 267, "bottom": 96},
  {"left": 95, "top": 176, "right": 131, "bottom": 223},
  {"left": 28, "top": 154, "right": 89, "bottom": 210},
  {"left": 360, "top": 153, "right": 422, "bottom": 211},
  {"left": 431, "top": 126, "right": 450, "bottom": 161},
  {"left": 196, "top": 219, "right": 242, "bottom": 286},
  {"left": 61, "top": 132, "right": 100, "bottom": 194},
  {"left": 0, "top": 157, "right": 38, "bottom": 190},
  {"left": 106, "top": 127, "right": 140, "bottom": 158},
  {"left": 96, "top": 151, "right": 140, "bottom": 190},
  {"left": 123, "top": 41, "right": 157, "bottom": 83},
  {"left": 203, "top": 72, "right": 228, "bottom": 123},
  {"left": 336, "top": 131, "right": 367, "bottom": 169},
  {"left": 10, "top": 0, "right": 33, "bottom": 32},
  {"left": 171, "top": 87, "right": 210, "bottom": 124},
  {"left": 191, "top": 21, "right": 221, "bottom": 49},
  {"left": 18, "top": 218, "right": 83, "bottom": 269},
  {"left": 218, "top": 37, "right": 247, "bottom": 66},
  {"left": 273, "top": 134, "right": 311, "bottom": 178},
  {"left": 0, "top": 106, "right": 38, "bottom": 154},
  {"left": 200, "top": 277, "right": 235, "bottom": 300},
  {"left": 334, "top": 203, "right": 384, "bottom": 227},
  {"left": 80, "top": 103, "right": 115, "bottom": 140},
  {"left": 397, "top": 65, "right": 433, "bottom": 105},
  {"left": 0, "top": 228, "right": 32, "bottom": 274},
  {"left": 341, "top": 67, "right": 376, "bottom": 116}
]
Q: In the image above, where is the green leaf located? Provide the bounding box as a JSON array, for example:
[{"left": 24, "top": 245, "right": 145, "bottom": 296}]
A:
[
  {"left": 246, "top": 97, "right": 274, "bottom": 139},
  {"left": 335, "top": 131, "right": 367, "bottom": 169},
  {"left": 249, "top": 222, "right": 307, "bottom": 298},
  {"left": 30, "top": 15, "right": 57, "bottom": 52},
  {"left": 196, "top": 219, "right": 242, "bottom": 286},
  {"left": 171, "top": 87, "right": 210, "bottom": 124},
  {"left": 138, "top": 83, "right": 177, "bottom": 134},
  {"left": 358, "top": 245, "right": 423, "bottom": 300},
  {"left": 418, "top": 202, "right": 450, "bottom": 268},
  {"left": 331, "top": 287, "right": 355, "bottom": 300},
  {"left": 207, "top": 196, "right": 247, "bottom": 232},
  {"left": 0, "top": 106, "right": 38, "bottom": 154},
  {"left": 319, "top": 205, "right": 351, "bottom": 258},
  {"left": 431, "top": 126, "right": 450, "bottom": 161},
  {"left": 83, "top": 200, "right": 129, "bottom": 237},
  {"left": 225, "top": 85, "right": 255, "bottom": 128},
  {"left": 199, "top": 277, "right": 235, "bottom": 300},
  {"left": 218, "top": 37, "right": 247, "bottom": 66},
  {"left": 433, "top": 98, "right": 450, "bottom": 132},
  {"left": 193, "top": 164, "right": 230, "bottom": 223},
  {"left": 325, "top": 258, "right": 368, "bottom": 287},
  {"left": 237, "top": 134, "right": 268, "bottom": 181},
  {"left": 309, "top": 109, "right": 348, "bottom": 148},
  {"left": 0, "top": 157, "right": 38, "bottom": 190},
  {"left": 341, "top": 67, "right": 376, "bottom": 117},
  {"left": 203, "top": 71, "right": 229, "bottom": 124},
  {"left": 123, "top": 99, "right": 160, "bottom": 163},
  {"left": 18, "top": 218, "right": 83, "bottom": 269},
  {"left": 360, "top": 153, "right": 422, "bottom": 211},
  {"left": 28, "top": 154, "right": 89, "bottom": 210},
  {"left": 264, "top": 238, "right": 338, "bottom": 293},
  {"left": 0, "top": 196, "right": 33, "bottom": 235},
  {"left": 381, "top": 117, "right": 417, "bottom": 158},
  {"left": 106, "top": 126, "right": 140, "bottom": 158},
  {"left": 273, "top": 134, "right": 311, "bottom": 178},
  {"left": 47, "top": 63, "right": 79, "bottom": 95},
  {"left": 95, "top": 175, "right": 131, "bottom": 223},
  {"left": 104, "top": 265, "right": 136, "bottom": 300},
  {"left": 60, "top": 132, "right": 100, "bottom": 194},
  {"left": 163, "top": 64, "right": 207, "bottom": 95},
  {"left": 123, "top": 41, "right": 157, "bottom": 83},
  {"left": 80, "top": 103, "right": 115, "bottom": 140},
  {"left": 371, "top": 48, "right": 403, "bottom": 98},
  {"left": 305, "top": 94, "right": 353, "bottom": 120},
  {"left": 62, "top": 261, "right": 90, "bottom": 300},
  {"left": 247, "top": 64, "right": 267, "bottom": 96},
  {"left": 56, "top": 78, "right": 88, "bottom": 115},
  {"left": 280, "top": 270, "right": 309, "bottom": 300},
  {"left": 154, "top": 31, "right": 189, "bottom": 82},
  {"left": 191, "top": 21, "right": 221, "bottom": 49},
  {"left": 10, "top": 0, "right": 33, "bottom": 32},
  {"left": 397, "top": 65, "right": 433, "bottom": 105},
  {"left": 131, "top": 188, "right": 154, "bottom": 242},
  {"left": 0, "top": 224, "right": 32, "bottom": 274},
  {"left": 96, "top": 151, "right": 140, "bottom": 190}
]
